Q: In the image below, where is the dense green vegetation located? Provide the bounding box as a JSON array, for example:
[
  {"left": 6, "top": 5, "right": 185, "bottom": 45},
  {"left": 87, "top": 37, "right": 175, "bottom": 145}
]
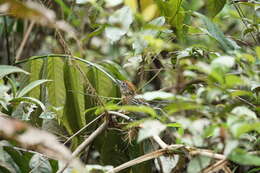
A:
[{"left": 0, "top": 0, "right": 260, "bottom": 172}]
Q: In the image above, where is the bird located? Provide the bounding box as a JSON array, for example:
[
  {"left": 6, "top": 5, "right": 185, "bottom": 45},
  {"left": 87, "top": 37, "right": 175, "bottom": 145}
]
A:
[{"left": 116, "top": 79, "right": 149, "bottom": 106}]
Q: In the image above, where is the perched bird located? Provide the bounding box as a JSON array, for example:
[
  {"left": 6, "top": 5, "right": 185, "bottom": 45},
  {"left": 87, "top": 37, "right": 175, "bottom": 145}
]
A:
[{"left": 116, "top": 80, "right": 149, "bottom": 106}]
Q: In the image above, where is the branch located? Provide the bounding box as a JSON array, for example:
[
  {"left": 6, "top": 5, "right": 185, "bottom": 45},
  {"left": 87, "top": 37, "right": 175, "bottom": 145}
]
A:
[
  {"left": 107, "top": 144, "right": 226, "bottom": 173},
  {"left": 108, "top": 111, "right": 133, "bottom": 121},
  {"left": 15, "top": 21, "right": 35, "bottom": 62},
  {"left": 72, "top": 120, "right": 108, "bottom": 157},
  {"left": 202, "top": 159, "right": 228, "bottom": 173},
  {"left": 152, "top": 135, "right": 168, "bottom": 148},
  {"left": 63, "top": 113, "right": 104, "bottom": 145},
  {"left": 57, "top": 120, "right": 109, "bottom": 173}
]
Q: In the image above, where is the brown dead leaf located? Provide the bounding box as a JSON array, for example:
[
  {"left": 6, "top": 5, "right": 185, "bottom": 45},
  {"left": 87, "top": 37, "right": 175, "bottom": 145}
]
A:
[
  {"left": 0, "top": 113, "right": 84, "bottom": 170},
  {"left": 0, "top": 0, "right": 76, "bottom": 38}
]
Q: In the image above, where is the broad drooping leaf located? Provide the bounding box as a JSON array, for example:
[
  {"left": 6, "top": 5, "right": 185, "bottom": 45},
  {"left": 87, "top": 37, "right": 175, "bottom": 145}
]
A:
[
  {"left": 63, "top": 60, "right": 85, "bottom": 137},
  {"left": 206, "top": 0, "right": 226, "bottom": 18}
]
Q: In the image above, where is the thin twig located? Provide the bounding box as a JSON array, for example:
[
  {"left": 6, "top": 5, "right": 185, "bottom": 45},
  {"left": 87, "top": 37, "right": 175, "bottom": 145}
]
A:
[
  {"left": 72, "top": 120, "right": 108, "bottom": 157},
  {"left": 63, "top": 113, "right": 105, "bottom": 145},
  {"left": 108, "top": 111, "right": 133, "bottom": 121},
  {"left": 202, "top": 159, "right": 228, "bottom": 173},
  {"left": 57, "top": 120, "right": 109, "bottom": 173},
  {"left": 222, "top": 165, "right": 232, "bottom": 173},
  {"left": 3, "top": 16, "right": 11, "bottom": 64},
  {"left": 107, "top": 144, "right": 226, "bottom": 173},
  {"left": 107, "top": 147, "right": 171, "bottom": 173},
  {"left": 152, "top": 135, "right": 168, "bottom": 149},
  {"left": 230, "top": 0, "right": 258, "bottom": 44},
  {"left": 190, "top": 149, "right": 226, "bottom": 160},
  {"left": 137, "top": 68, "right": 163, "bottom": 92},
  {"left": 15, "top": 21, "right": 35, "bottom": 62},
  {"left": 236, "top": 96, "right": 256, "bottom": 108}
]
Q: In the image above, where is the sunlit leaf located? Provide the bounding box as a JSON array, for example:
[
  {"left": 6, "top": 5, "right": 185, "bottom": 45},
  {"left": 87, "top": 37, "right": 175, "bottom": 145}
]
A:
[
  {"left": 231, "top": 106, "right": 257, "bottom": 120},
  {"left": 137, "top": 120, "right": 166, "bottom": 142},
  {"left": 135, "top": 91, "right": 174, "bottom": 101}
]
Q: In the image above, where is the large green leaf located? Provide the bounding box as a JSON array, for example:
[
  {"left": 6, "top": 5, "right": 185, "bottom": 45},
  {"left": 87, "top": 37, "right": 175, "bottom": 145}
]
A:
[
  {"left": 195, "top": 13, "right": 237, "bottom": 52},
  {"left": 63, "top": 60, "right": 85, "bottom": 135},
  {"left": 0, "top": 65, "right": 29, "bottom": 79},
  {"left": 23, "top": 58, "right": 44, "bottom": 100},
  {"left": 46, "top": 57, "right": 66, "bottom": 121},
  {"left": 206, "top": 0, "right": 226, "bottom": 18}
]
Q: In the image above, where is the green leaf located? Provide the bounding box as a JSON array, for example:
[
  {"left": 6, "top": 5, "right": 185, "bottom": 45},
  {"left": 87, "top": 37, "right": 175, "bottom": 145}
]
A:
[
  {"left": 29, "top": 154, "right": 52, "bottom": 173},
  {"left": 0, "top": 65, "right": 29, "bottom": 79},
  {"left": 187, "top": 156, "right": 211, "bottom": 173},
  {"left": 16, "top": 79, "right": 51, "bottom": 98},
  {"left": 3, "top": 145, "right": 32, "bottom": 173},
  {"left": 155, "top": 0, "right": 184, "bottom": 29},
  {"left": 165, "top": 101, "right": 202, "bottom": 114},
  {"left": 46, "top": 57, "right": 66, "bottom": 122},
  {"left": 96, "top": 104, "right": 158, "bottom": 118},
  {"left": 230, "top": 122, "right": 260, "bottom": 137},
  {"left": 206, "top": 0, "right": 226, "bottom": 18},
  {"left": 62, "top": 61, "right": 85, "bottom": 136},
  {"left": 137, "top": 120, "right": 166, "bottom": 142},
  {"left": 229, "top": 148, "right": 260, "bottom": 166},
  {"left": 0, "top": 147, "right": 21, "bottom": 173},
  {"left": 225, "top": 75, "right": 243, "bottom": 88},
  {"left": 195, "top": 13, "right": 238, "bottom": 52},
  {"left": 230, "top": 90, "right": 253, "bottom": 97}
]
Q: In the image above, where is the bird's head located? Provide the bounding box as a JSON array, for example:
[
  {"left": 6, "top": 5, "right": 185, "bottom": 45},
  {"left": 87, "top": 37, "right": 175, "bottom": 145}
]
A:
[{"left": 116, "top": 80, "right": 136, "bottom": 96}]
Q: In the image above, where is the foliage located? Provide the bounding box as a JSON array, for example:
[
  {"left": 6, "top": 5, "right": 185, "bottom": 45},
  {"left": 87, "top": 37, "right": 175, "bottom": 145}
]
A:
[{"left": 0, "top": 0, "right": 260, "bottom": 172}]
